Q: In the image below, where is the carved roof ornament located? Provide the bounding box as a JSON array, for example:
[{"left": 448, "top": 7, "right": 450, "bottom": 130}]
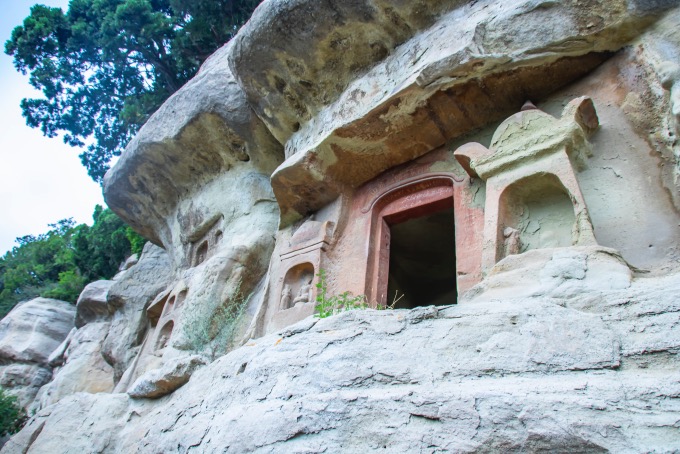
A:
[{"left": 455, "top": 97, "right": 600, "bottom": 181}]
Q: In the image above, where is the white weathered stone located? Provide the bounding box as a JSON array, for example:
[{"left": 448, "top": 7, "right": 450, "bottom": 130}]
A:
[
  {"left": 34, "top": 322, "right": 115, "bottom": 411},
  {"left": 75, "top": 280, "right": 114, "bottom": 328},
  {"left": 127, "top": 355, "right": 207, "bottom": 399},
  {"left": 465, "top": 246, "right": 633, "bottom": 302},
  {"left": 3, "top": 272, "right": 680, "bottom": 453},
  {"left": 5, "top": 1, "right": 680, "bottom": 452},
  {"left": 103, "top": 243, "right": 173, "bottom": 384},
  {"left": 0, "top": 364, "right": 51, "bottom": 409},
  {"left": 0, "top": 298, "right": 75, "bottom": 365}
]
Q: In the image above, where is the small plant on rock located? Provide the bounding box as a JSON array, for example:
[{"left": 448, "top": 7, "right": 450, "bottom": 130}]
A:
[
  {"left": 314, "top": 269, "right": 368, "bottom": 318},
  {"left": 377, "top": 290, "right": 404, "bottom": 310},
  {"left": 182, "top": 279, "right": 250, "bottom": 359},
  {"left": 0, "top": 388, "right": 26, "bottom": 437}
]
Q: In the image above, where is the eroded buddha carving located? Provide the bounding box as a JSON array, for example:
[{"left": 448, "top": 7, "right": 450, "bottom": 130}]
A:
[
  {"left": 293, "top": 278, "right": 313, "bottom": 306},
  {"left": 279, "top": 284, "right": 293, "bottom": 311}
]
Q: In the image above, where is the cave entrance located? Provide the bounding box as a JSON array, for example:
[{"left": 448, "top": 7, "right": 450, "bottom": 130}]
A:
[{"left": 384, "top": 202, "right": 457, "bottom": 309}]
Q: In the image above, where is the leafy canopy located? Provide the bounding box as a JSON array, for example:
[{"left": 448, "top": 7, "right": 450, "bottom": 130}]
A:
[
  {"left": 5, "top": 0, "right": 260, "bottom": 182},
  {"left": 0, "top": 206, "right": 145, "bottom": 318}
]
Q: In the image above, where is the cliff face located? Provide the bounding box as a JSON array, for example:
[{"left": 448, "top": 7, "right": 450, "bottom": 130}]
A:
[
  {"left": 4, "top": 0, "right": 680, "bottom": 452},
  {"left": 5, "top": 270, "right": 680, "bottom": 452}
]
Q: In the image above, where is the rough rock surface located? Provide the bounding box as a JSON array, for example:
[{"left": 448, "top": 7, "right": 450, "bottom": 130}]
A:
[
  {"left": 0, "top": 364, "right": 51, "bottom": 409},
  {"left": 127, "top": 355, "right": 206, "bottom": 399},
  {"left": 75, "top": 280, "right": 114, "bottom": 328},
  {"left": 4, "top": 272, "right": 679, "bottom": 453},
  {"left": 234, "top": 0, "right": 679, "bottom": 224},
  {"left": 103, "top": 41, "right": 283, "bottom": 250},
  {"left": 34, "top": 322, "right": 114, "bottom": 411},
  {"left": 0, "top": 298, "right": 74, "bottom": 408},
  {"left": 0, "top": 298, "right": 75, "bottom": 366},
  {"left": 465, "top": 246, "right": 633, "bottom": 302},
  {"left": 102, "top": 243, "right": 173, "bottom": 384},
  {"left": 4, "top": 0, "right": 680, "bottom": 452}
]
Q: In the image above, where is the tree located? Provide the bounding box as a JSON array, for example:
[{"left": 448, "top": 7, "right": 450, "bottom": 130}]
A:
[
  {"left": 0, "top": 206, "right": 145, "bottom": 318},
  {"left": 5, "top": 0, "right": 260, "bottom": 183},
  {"left": 72, "top": 204, "right": 141, "bottom": 280}
]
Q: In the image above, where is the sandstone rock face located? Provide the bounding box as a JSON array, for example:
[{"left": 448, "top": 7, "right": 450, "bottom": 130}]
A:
[
  {"left": 75, "top": 279, "right": 114, "bottom": 328},
  {"left": 465, "top": 246, "right": 633, "bottom": 302},
  {"left": 103, "top": 41, "right": 283, "bottom": 251},
  {"left": 0, "top": 298, "right": 74, "bottom": 408},
  {"left": 0, "top": 298, "right": 75, "bottom": 365},
  {"left": 0, "top": 365, "right": 51, "bottom": 409},
  {"left": 4, "top": 271, "right": 680, "bottom": 453},
  {"left": 233, "top": 0, "right": 679, "bottom": 225},
  {"left": 34, "top": 322, "right": 114, "bottom": 411},
  {"left": 127, "top": 355, "right": 206, "bottom": 399},
  {"left": 103, "top": 243, "right": 173, "bottom": 384},
  {"left": 102, "top": 40, "right": 283, "bottom": 383},
  {"left": 23, "top": 245, "right": 174, "bottom": 412}
]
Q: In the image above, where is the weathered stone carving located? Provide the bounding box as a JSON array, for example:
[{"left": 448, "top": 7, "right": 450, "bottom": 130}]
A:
[
  {"left": 659, "top": 61, "right": 680, "bottom": 135},
  {"left": 264, "top": 216, "right": 333, "bottom": 332},
  {"left": 278, "top": 284, "right": 292, "bottom": 311},
  {"left": 503, "top": 227, "right": 521, "bottom": 257},
  {"left": 292, "top": 278, "right": 313, "bottom": 306},
  {"left": 455, "top": 97, "right": 599, "bottom": 272}
]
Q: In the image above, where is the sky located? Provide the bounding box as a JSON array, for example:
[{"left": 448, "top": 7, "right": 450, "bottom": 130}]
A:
[{"left": 0, "top": 0, "right": 105, "bottom": 255}]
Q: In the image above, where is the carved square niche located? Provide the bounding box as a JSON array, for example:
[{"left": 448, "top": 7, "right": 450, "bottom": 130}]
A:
[{"left": 268, "top": 218, "right": 334, "bottom": 332}]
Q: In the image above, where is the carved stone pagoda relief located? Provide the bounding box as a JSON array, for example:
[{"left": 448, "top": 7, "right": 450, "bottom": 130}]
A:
[
  {"left": 256, "top": 146, "right": 486, "bottom": 334},
  {"left": 455, "top": 97, "right": 600, "bottom": 272}
]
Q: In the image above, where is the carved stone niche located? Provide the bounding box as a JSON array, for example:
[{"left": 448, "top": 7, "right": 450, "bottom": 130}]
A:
[
  {"left": 114, "top": 283, "right": 188, "bottom": 393},
  {"left": 454, "top": 97, "right": 599, "bottom": 272},
  {"left": 145, "top": 284, "right": 189, "bottom": 356},
  {"left": 268, "top": 218, "right": 334, "bottom": 332},
  {"left": 183, "top": 214, "right": 224, "bottom": 267}
]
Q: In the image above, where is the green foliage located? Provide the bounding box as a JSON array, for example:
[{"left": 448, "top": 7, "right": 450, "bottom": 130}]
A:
[
  {"left": 73, "top": 204, "right": 135, "bottom": 280},
  {"left": 314, "top": 269, "right": 368, "bottom": 319},
  {"left": 0, "top": 388, "right": 26, "bottom": 437},
  {"left": 182, "top": 279, "right": 250, "bottom": 359},
  {"left": 0, "top": 205, "right": 144, "bottom": 318},
  {"left": 125, "top": 227, "right": 146, "bottom": 256},
  {"left": 5, "top": 0, "right": 260, "bottom": 182}
]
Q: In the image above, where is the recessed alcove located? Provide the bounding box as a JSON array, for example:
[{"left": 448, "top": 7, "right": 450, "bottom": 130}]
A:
[
  {"left": 155, "top": 321, "right": 174, "bottom": 351},
  {"left": 162, "top": 295, "right": 176, "bottom": 318},
  {"left": 175, "top": 290, "right": 187, "bottom": 311},
  {"left": 280, "top": 262, "right": 315, "bottom": 311},
  {"left": 194, "top": 241, "right": 209, "bottom": 266},
  {"left": 497, "top": 173, "right": 575, "bottom": 261},
  {"left": 386, "top": 208, "right": 457, "bottom": 308}
]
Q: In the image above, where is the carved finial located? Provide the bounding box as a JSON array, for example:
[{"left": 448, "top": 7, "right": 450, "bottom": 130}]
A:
[{"left": 521, "top": 100, "right": 538, "bottom": 111}]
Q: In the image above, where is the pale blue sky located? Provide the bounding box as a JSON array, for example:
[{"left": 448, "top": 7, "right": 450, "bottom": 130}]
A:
[{"left": 0, "top": 0, "right": 106, "bottom": 254}]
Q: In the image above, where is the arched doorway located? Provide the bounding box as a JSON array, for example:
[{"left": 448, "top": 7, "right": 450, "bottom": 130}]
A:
[{"left": 366, "top": 176, "right": 459, "bottom": 308}]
